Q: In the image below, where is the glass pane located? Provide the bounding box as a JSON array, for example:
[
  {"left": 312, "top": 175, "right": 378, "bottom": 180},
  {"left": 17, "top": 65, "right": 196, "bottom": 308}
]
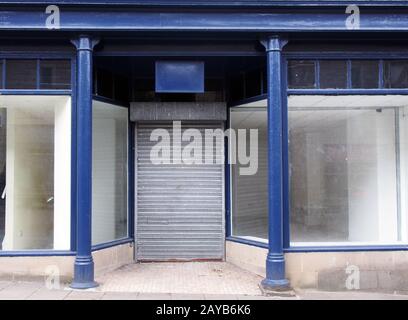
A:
[
  {"left": 288, "top": 60, "right": 316, "bottom": 89},
  {"left": 230, "top": 108, "right": 268, "bottom": 240},
  {"left": 383, "top": 60, "right": 408, "bottom": 88},
  {"left": 319, "top": 60, "right": 347, "bottom": 89},
  {"left": 289, "top": 96, "right": 399, "bottom": 244},
  {"left": 92, "top": 101, "right": 128, "bottom": 245},
  {"left": 40, "top": 60, "right": 71, "bottom": 89},
  {"left": 351, "top": 60, "right": 379, "bottom": 88},
  {"left": 5, "top": 60, "right": 37, "bottom": 89},
  {"left": 0, "top": 96, "right": 71, "bottom": 250},
  {"left": 0, "top": 61, "right": 3, "bottom": 89}
]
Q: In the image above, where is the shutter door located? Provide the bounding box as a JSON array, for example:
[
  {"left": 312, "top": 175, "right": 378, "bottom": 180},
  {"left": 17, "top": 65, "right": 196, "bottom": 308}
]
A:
[{"left": 136, "top": 122, "right": 225, "bottom": 261}]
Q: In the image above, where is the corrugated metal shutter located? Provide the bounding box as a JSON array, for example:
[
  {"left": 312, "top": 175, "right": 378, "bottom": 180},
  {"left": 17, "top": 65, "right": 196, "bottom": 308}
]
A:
[{"left": 136, "top": 122, "right": 224, "bottom": 261}]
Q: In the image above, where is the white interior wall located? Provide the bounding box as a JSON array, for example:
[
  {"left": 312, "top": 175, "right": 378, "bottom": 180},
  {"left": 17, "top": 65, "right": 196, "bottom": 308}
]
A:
[
  {"left": 230, "top": 109, "right": 268, "bottom": 238},
  {"left": 399, "top": 106, "right": 408, "bottom": 242},
  {"left": 92, "top": 115, "right": 117, "bottom": 244},
  {"left": 0, "top": 96, "right": 71, "bottom": 250},
  {"left": 92, "top": 100, "right": 128, "bottom": 245},
  {"left": 53, "top": 98, "right": 71, "bottom": 250}
]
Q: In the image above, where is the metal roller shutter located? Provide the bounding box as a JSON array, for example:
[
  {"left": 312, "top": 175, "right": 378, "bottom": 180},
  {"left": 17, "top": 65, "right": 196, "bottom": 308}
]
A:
[{"left": 136, "top": 122, "right": 225, "bottom": 261}]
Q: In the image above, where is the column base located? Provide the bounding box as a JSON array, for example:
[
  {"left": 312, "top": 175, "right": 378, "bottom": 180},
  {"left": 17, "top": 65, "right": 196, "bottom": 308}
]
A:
[
  {"left": 260, "top": 278, "right": 295, "bottom": 297},
  {"left": 70, "top": 256, "right": 99, "bottom": 289},
  {"left": 261, "top": 278, "right": 290, "bottom": 291},
  {"left": 70, "top": 281, "right": 99, "bottom": 290}
]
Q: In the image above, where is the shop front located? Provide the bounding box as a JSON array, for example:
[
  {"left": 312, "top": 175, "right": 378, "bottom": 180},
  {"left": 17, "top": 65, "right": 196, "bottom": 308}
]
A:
[{"left": 0, "top": 1, "right": 408, "bottom": 292}]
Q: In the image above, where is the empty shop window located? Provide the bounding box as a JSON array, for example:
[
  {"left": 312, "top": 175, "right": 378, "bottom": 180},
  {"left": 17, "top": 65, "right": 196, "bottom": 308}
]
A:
[
  {"left": 230, "top": 96, "right": 408, "bottom": 245},
  {"left": 92, "top": 100, "right": 128, "bottom": 245},
  {"left": 288, "top": 95, "right": 408, "bottom": 245},
  {"left": 0, "top": 96, "right": 71, "bottom": 250},
  {"left": 230, "top": 107, "right": 268, "bottom": 241}
]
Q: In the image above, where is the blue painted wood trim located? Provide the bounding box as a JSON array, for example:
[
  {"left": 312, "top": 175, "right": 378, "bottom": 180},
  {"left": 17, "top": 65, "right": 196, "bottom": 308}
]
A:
[
  {"left": 70, "top": 35, "right": 99, "bottom": 290},
  {"left": 70, "top": 56, "right": 77, "bottom": 251},
  {"left": 0, "top": 53, "right": 74, "bottom": 59},
  {"left": 0, "top": 1, "right": 407, "bottom": 8},
  {"left": 92, "top": 94, "right": 129, "bottom": 108},
  {"left": 284, "top": 52, "right": 408, "bottom": 60},
  {"left": 285, "top": 245, "right": 408, "bottom": 253},
  {"left": 91, "top": 238, "right": 134, "bottom": 252},
  {"left": 128, "top": 115, "right": 135, "bottom": 240},
  {"left": 261, "top": 36, "right": 289, "bottom": 290},
  {"left": 226, "top": 237, "right": 268, "bottom": 249},
  {"left": 2, "top": 9, "right": 408, "bottom": 32},
  {"left": 95, "top": 51, "right": 264, "bottom": 57},
  {"left": 228, "top": 94, "right": 268, "bottom": 107},
  {"left": 0, "top": 90, "right": 72, "bottom": 95},
  {"left": 227, "top": 237, "right": 408, "bottom": 252},
  {"left": 287, "top": 89, "right": 408, "bottom": 95},
  {"left": 225, "top": 115, "right": 231, "bottom": 238},
  {"left": 0, "top": 251, "right": 76, "bottom": 257},
  {"left": 282, "top": 58, "right": 290, "bottom": 250}
]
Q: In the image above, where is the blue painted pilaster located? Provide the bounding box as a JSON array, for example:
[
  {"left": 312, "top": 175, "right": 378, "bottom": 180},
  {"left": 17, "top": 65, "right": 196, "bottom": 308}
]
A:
[
  {"left": 70, "top": 35, "right": 99, "bottom": 289},
  {"left": 261, "top": 35, "right": 290, "bottom": 291}
]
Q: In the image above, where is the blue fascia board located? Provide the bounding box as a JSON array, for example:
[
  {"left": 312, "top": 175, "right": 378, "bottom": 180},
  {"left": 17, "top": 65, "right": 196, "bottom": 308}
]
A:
[
  {"left": 2, "top": 9, "right": 408, "bottom": 32},
  {"left": 1, "top": 1, "right": 408, "bottom": 8}
]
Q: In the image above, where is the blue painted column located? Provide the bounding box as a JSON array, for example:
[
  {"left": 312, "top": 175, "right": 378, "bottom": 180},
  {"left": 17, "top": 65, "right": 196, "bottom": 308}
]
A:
[
  {"left": 70, "top": 35, "right": 99, "bottom": 289},
  {"left": 261, "top": 36, "right": 290, "bottom": 291}
]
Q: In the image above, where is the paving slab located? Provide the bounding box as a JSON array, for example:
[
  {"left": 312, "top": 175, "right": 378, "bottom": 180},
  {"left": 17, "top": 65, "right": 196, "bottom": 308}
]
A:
[
  {"left": 101, "top": 292, "right": 140, "bottom": 300},
  {"left": 136, "top": 293, "right": 172, "bottom": 300},
  {"left": 0, "top": 281, "right": 42, "bottom": 300},
  {"left": 0, "top": 281, "right": 13, "bottom": 291},
  {"left": 64, "top": 290, "right": 104, "bottom": 300},
  {"left": 27, "top": 288, "right": 71, "bottom": 300},
  {"left": 97, "top": 262, "right": 263, "bottom": 295},
  {"left": 171, "top": 293, "right": 206, "bottom": 300},
  {"left": 204, "top": 294, "right": 238, "bottom": 300}
]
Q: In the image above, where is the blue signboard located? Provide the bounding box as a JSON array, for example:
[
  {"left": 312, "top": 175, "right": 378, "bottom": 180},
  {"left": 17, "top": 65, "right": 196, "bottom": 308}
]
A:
[{"left": 155, "top": 61, "right": 205, "bottom": 93}]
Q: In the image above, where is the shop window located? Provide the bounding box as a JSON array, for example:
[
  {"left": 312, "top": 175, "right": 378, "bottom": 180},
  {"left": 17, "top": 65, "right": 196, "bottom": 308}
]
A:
[
  {"left": 319, "top": 60, "right": 347, "bottom": 89},
  {"left": 92, "top": 100, "right": 128, "bottom": 245},
  {"left": 383, "top": 60, "right": 408, "bottom": 88},
  {"left": 40, "top": 60, "right": 71, "bottom": 90},
  {"left": 287, "top": 60, "right": 316, "bottom": 89},
  {"left": 0, "top": 96, "right": 71, "bottom": 250},
  {"left": 230, "top": 95, "right": 408, "bottom": 245},
  {"left": 0, "top": 61, "right": 3, "bottom": 89},
  {"left": 351, "top": 60, "right": 379, "bottom": 88},
  {"left": 288, "top": 95, "right": 407, "bottom": 245},
  {"left": 5, "top": 60, "right": 37, "bottom": 89},
  {"left": 230, "top": 107, "right": 268, "bottom": 241}
]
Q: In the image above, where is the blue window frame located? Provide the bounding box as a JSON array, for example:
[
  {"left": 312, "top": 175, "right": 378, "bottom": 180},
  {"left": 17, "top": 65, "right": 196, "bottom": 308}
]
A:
[
  {"left": 285, "top": 53, "right": 408, "bottom": 252},
  {"left": 0, "top": 53, "right": 75, "bottom": 257},
  {"left": 227, "top": 52, "right": 408, "bottom": 253}
]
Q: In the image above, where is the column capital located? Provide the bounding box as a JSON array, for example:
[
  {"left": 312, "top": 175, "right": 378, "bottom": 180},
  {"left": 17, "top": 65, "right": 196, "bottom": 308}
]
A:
[
  {"left": 260, "top": 35, "right": 288, "bottom": 52},
  {"left": 71, "top": 35, "right": 100, "bottom": 51}
]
